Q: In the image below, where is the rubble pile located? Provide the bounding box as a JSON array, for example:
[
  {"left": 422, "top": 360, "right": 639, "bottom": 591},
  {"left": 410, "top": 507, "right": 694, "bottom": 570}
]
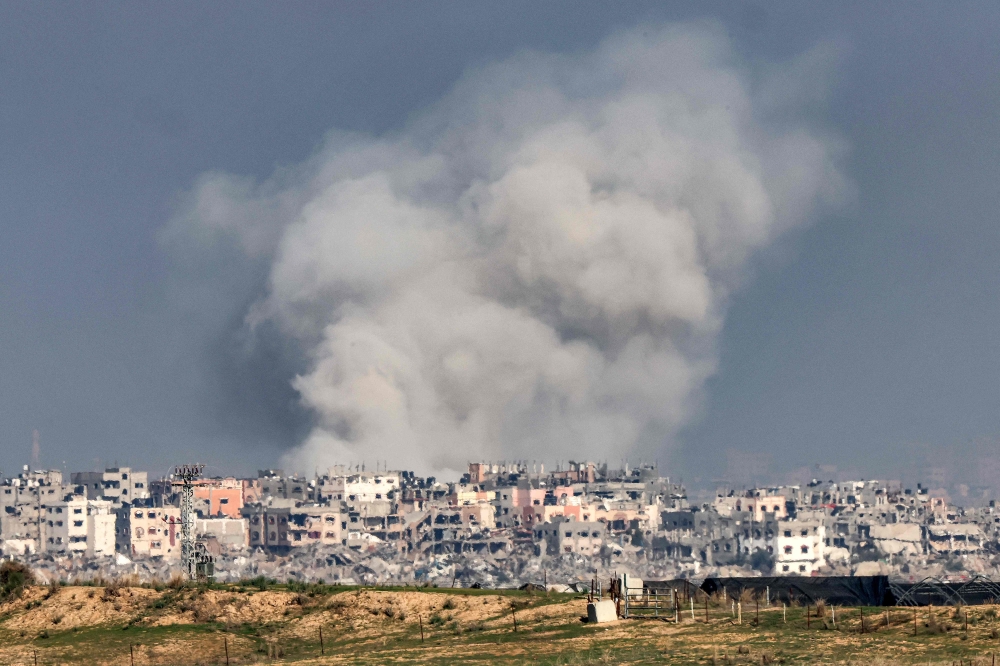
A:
[{"left": 22, "top": 541, "right": 708, "bottom": 590}]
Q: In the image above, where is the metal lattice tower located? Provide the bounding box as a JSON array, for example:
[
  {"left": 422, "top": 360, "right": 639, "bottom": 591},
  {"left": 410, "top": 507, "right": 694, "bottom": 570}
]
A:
[{"left": 173, "top": 464, "right": 204, "bottom": 580}]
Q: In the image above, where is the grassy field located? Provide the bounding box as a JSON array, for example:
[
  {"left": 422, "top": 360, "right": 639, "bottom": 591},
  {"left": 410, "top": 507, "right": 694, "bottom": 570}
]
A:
[{"left": 3, "top": 582, "right": 1000, "bottom": 664}]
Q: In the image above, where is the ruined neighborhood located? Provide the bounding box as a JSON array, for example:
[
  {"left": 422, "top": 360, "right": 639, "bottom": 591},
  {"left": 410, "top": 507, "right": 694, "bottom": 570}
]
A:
[{"left": 1, "top": 460, "right": 995, "bottom": 590}]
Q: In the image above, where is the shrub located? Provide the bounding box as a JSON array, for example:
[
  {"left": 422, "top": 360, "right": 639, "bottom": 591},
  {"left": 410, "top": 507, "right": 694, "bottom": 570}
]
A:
[
  {"left": 442, "top": 598, "right": 456, "bottom": 610},
  {"left": 0, "top": 560, "right": 35, "bottom": 602}
]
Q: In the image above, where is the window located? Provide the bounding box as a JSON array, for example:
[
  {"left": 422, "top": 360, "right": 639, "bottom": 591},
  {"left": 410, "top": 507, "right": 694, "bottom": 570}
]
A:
[
  {"left": 151, "top": 541, "right": 161, "bottom": 549},
  {"left": 800, "top": 530, "right": 808, "bottom": 537},
  {"left": 799, "top": 565, "right": 806, "bottom": 572},
  {"left": 773, "top": 506, "right": 780, "bottom": 512},
  {"left": 784, "top": 530, "right": 792, "bottom": 537},
  {"left": 73, "top": 520, "right": 83, "bottom": 527},
  {"left": 782, "top": 565, "right": 790, "bottom": 572},
  {"left": 784, "top": 546, "right": 793, "bottom": 554},
  {"left": 565, "top": 532, "right": 572, "bottom": 538},
  {"left": 592, "top": 532, "right": 600, "bottom": 538},
  {"left": 220, "top": 498, "right": 229, "bottom": 504},
  {"left": 73, "top": 508, "right": 82, "bottom": 515},
  {"left": 801, "top": 545, "right": 809, "bottom": 554}
]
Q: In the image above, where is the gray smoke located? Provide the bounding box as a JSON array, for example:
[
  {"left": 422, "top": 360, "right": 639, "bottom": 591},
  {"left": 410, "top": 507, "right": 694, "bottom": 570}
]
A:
[{"left": 170, "top": 23, "right": 845, "bottom": 476}]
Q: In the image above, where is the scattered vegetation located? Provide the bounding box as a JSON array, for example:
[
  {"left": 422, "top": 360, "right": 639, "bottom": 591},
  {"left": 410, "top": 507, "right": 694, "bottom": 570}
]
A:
[{"left": 0, "top": 559, "right": 34, "bottom": 602}]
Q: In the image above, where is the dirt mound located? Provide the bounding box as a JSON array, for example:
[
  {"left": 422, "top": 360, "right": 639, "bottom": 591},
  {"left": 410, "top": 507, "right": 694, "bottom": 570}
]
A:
[
  {"left": 2, "top": 585, "right": 158, "bottom": 633},
  {"left": 152, "top": 589, "right": 300, "bottom": 626}
]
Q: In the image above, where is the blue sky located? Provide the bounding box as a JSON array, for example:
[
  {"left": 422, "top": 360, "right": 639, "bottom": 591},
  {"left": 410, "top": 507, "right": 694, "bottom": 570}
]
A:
[{"left": 1, "top": 2, "right": 998, "bottom": 492}]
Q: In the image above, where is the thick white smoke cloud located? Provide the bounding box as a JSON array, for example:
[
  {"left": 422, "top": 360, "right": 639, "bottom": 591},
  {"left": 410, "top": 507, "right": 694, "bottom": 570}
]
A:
[{"left": 175, "top": 24, "right": 844, "bottom": 476}]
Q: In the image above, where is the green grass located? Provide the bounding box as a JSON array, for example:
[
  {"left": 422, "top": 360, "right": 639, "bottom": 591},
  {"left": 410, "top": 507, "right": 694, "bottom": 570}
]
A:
[{"left": 8, "top": 586, "right": 1000, "bottom": 664}]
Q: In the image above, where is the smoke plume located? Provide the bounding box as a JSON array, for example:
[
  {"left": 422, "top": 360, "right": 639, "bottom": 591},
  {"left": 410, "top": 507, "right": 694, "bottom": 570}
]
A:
[{"left": 171, "top": 24, "right": 844, "bottom": 476}]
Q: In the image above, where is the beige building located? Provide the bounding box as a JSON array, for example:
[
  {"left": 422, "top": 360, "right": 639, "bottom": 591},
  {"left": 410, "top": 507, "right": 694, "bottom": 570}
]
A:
[
  {"left": 535, "top": 517, "right": 606, "bottom": 556},
  {"left": 115, "top": 503, "right": 181, "bottom": 559}
]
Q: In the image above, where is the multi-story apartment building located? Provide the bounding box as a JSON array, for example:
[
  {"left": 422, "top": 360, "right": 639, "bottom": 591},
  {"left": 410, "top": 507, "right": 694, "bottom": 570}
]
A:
[
  {"left": 71, "top": 467, "right": 148, "bottom": 505},
  {"left": 1, "top": 468, "right": 66, "bottom": 550},
  {"left": 44, "top": 496, "right": 115, "bottom": 556},
  {"left": 115, "top": 501, "right": 181, "bottom": 559},
  {"left": 774, "top": 520, "right": 826, "bottom": 574},
  {"left": 244, "top": 501, "right": 343, "bottom": 550},
  {"left": 535, "top": 517, "right": 606, "bottom": 556}
]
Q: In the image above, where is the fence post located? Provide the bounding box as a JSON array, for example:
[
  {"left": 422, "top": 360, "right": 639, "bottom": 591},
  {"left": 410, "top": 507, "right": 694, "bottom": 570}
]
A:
[
  {"left": 129, "top": 644, "right": 134, "bottom": 666},
  {"left": 319, "top": 626, "right": 324, "bottom": 655},
  {"left": 807, "top": 605, "right": 810, "bottom": 630},
  {"left": 860, "top": 606, "right": 864, "bottom": 634},
  {"left": 511, "top": 606, "right": 518, "bottom": 632},
  {"left": 783, "top": 603, "right": 786, "bottom": 623},
  {"left": 705, "top": 595, "right": 709, "bottom": 623},
  {"left": 419, "top": 615, "right": 424, "bottom": 643},
  {"left": 914, "top": 606, "right": 917, "bottom": 635}
]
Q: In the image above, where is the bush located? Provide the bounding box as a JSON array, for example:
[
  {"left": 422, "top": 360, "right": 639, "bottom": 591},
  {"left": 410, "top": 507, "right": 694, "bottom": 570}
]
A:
[{"left": 0, "top": 560, "right": 35, "bottom": 602}]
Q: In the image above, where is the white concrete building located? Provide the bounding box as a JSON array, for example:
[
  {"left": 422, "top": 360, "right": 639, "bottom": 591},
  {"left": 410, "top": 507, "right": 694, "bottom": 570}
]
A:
[
  {"left": 195, "top": 517, "right": 249, "bottom": 550},
  {"left": 321, "top": 473, "right": 400, "bottom": 503},
  {"left": 774, "top": 520, "right": 826, "bottom": 575},
  {"left": 45, "top": 496, "right": 115, "bottom": 556}
]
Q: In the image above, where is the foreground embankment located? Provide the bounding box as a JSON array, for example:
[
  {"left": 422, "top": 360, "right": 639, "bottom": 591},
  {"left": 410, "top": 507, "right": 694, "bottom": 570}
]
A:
[{"left": 3, "top": 582, "right": 1000, "bottom": 664}]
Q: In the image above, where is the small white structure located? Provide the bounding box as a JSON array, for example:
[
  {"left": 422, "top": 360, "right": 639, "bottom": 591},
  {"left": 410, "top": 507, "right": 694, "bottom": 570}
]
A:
[{"left": 587, "top": 599, "right": 618, "bottom": 623}]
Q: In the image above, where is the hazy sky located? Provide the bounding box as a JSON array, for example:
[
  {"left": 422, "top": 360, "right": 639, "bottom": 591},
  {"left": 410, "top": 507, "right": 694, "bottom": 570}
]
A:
[{"left": 1, "top": 2, "right": 999, "bottom": 488}]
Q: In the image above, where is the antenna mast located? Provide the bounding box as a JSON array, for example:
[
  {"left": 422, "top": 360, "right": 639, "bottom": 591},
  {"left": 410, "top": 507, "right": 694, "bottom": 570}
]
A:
[{"left": 173, "top": 464, "right": 204, "bottom": 580}]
